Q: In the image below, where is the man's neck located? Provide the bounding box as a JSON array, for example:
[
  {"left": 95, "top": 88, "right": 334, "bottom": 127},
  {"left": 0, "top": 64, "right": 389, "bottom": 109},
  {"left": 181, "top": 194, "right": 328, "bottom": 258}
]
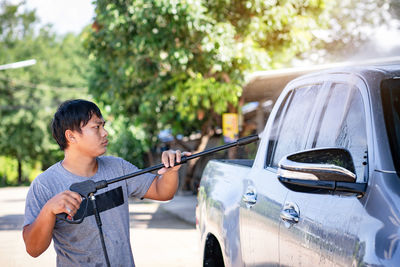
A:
[{"left": 62, "top": 151, "right": 98, "bottom": 177}]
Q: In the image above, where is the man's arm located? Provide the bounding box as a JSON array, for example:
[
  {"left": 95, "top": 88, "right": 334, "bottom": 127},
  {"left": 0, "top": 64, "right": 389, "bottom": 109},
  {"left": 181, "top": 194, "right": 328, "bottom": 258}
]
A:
[
  {"left": 23, "top": 191, "right": 81, "bottom": 257},
  {"left": 143, "top": 150, "right": 189, "bottom": 201}
]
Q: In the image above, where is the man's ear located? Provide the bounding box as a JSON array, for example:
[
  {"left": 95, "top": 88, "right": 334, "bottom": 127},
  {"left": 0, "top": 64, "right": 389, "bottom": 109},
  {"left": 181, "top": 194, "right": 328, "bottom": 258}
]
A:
[{"left": 65, "top": 129, "right": 77, "bottom": 144}]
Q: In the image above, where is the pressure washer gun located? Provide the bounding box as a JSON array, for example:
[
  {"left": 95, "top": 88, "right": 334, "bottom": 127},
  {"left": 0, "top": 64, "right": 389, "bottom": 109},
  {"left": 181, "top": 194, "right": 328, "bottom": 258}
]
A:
[{"left": 56, "top": 134, "right": 259, "bottom": 224}]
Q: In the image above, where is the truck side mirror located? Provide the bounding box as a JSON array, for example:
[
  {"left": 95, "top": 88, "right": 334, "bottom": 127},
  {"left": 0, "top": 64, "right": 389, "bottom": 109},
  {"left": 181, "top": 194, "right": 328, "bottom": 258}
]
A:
[{"left": 277, "top": 148, "right": 366, "bottom": 196}]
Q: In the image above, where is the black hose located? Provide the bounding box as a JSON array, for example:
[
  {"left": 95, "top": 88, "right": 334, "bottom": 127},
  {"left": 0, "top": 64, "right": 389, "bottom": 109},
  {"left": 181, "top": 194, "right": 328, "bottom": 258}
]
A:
[{"left": 90, "top": 194, "right": 111, "bottom": 267}]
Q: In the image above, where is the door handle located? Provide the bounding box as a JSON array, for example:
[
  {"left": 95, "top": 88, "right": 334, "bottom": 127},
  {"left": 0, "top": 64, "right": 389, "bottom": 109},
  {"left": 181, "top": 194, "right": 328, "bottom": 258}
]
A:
[
  {"left": 280, "top": 202, "right": 300, "bottom": 226},
  {"left": 280, "top": 209, "right": 299, "bottom": 223},
  {"left": 242, "top": 186, "right": 257, "bottom": 208}
]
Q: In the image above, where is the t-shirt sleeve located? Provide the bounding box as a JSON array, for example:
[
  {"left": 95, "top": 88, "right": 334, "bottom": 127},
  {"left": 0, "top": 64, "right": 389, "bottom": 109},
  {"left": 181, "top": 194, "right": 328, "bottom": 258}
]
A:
[
  {"left": 120, "top": 159, "right": 156, "bottom": 199},
  {"left": 23, "top": 179, "right": 52, "bottom": 228}
]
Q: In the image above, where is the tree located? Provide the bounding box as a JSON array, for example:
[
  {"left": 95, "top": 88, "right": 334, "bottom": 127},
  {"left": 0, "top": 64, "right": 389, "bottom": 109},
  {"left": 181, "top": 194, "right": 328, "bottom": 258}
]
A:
[
  {"left": 0, "top": 0, "right": 90, "bottom": 184},
  {"left": 299, "top": 0, "right": 396, "bottom": 63},
  {"left": 86, "top": 0, "right": 328, "bottom": 190}
]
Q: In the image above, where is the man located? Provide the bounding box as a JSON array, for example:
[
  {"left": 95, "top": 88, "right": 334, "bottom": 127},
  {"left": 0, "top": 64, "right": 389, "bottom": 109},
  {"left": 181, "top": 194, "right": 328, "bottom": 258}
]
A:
[{"left": 23, "top": 99, "right": 188, "bottom": 266}]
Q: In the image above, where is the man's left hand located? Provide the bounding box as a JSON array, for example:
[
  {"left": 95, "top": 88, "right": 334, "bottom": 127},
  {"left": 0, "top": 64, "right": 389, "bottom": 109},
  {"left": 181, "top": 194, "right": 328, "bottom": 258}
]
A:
[{"left": 158, "top": 150, "right": 191, "bottom": 175}]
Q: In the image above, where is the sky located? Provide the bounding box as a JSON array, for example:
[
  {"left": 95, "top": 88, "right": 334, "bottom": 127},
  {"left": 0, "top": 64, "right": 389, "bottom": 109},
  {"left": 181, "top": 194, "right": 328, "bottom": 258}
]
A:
[{"left": 25, "top": 0, "right": 95, "bottom": 35}]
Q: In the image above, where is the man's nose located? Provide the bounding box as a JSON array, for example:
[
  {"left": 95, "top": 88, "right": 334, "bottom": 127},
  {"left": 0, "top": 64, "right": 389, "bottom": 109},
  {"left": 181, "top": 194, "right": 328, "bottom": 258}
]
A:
[{"left": 102, "top": 127, "right": 108, "bottom": 137}]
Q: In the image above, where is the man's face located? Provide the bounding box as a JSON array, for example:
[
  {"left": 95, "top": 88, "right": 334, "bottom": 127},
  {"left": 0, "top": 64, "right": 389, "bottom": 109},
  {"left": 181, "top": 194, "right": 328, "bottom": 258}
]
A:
[{"left": 73, "top": 114, "right": 109, "bottom": 157}]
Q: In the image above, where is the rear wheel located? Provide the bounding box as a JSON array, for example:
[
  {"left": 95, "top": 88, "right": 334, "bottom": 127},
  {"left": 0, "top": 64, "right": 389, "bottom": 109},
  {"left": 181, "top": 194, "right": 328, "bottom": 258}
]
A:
[{"left": 203, "top": 234, "right": 225, "bottom": 267}]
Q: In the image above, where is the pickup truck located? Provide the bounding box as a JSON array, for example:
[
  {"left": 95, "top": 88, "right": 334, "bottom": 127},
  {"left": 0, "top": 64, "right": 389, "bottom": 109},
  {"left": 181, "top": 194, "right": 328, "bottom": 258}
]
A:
[{"left": 196, "top": 62, "right": 400, "bottom": 266}]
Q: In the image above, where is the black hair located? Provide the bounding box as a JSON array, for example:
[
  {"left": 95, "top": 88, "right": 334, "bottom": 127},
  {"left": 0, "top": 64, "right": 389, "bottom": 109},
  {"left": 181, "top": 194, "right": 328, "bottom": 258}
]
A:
[{"left": 51, "top": 99, "right": 103, "bottom": 150}]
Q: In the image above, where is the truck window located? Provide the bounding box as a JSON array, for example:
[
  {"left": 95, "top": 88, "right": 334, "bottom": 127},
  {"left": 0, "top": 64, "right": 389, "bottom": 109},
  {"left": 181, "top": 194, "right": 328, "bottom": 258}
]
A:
[
  {"left": 265, "top": 91, "right": 292, "bottom": 166},
  {"left": 312, "top": 83, "right": 368, "bottom": 182},
  {"left": 381, "top": 78, "right": 400, "bottom": 178},
  {"left": 267, "top": 84, "right": 321, "bottom": 167}
]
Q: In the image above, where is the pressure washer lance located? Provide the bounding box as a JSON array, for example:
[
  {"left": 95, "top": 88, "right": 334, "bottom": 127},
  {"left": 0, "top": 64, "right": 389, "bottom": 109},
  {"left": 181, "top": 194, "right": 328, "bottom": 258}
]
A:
[{"left": 56, "top": 134, "right": 259, "bottom": 267}]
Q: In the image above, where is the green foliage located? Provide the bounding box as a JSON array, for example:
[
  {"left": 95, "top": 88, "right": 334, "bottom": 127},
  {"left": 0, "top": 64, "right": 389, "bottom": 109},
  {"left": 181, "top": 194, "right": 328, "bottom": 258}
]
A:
[
  {"left": 86, "top": 0, "right": 328, "bottom": 162},
  {"left": 0, "top": 78, "right": 47, "bottom": 162},
  {"left": 175, "top": 74, "right": 241, "bottom": 121},
  {"left": 104, "top": 115, "right": 149, "bottom": 168},
  {"left": 0, "top": 156, "right": 19, "bottom": 186},
  {"left": 0, "top": 156, "right": 41, "bottom": 186},
  {"left": 0, "top": 1, "right": 90, "bottom": 183}
]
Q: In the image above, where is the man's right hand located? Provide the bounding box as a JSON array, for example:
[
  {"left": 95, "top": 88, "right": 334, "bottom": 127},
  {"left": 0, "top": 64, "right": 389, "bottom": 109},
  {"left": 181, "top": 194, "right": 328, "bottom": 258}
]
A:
[
  {"left": 23, "top": 190, "right": 82, "bottom": 257},
  {"left": 45, "top": 190, "right": 82, "bottom": 218}
]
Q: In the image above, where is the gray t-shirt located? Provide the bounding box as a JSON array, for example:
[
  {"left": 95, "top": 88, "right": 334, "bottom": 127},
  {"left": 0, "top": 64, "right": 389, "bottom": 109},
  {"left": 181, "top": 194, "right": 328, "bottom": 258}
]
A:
[{"left": 23, "top": 156, "right": 156, "bottom": 267}]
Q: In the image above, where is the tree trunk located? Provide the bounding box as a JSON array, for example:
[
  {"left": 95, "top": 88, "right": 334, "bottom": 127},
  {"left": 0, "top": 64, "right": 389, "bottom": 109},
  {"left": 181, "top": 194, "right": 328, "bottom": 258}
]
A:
[
  {"left": 228, "top": 146, "right": 237, "bottom": 159},
  {"left": 17, "top": 158, "right": 23, "bottom": 185},
  {"left": 174, "top": 138, "right": 192, "bottom": 152},
  {"left": 181, "top": 128, "right": 214, "bottom": 192},
  {"left": 147, "top": 151, "right": 154, "bottom": 166}
]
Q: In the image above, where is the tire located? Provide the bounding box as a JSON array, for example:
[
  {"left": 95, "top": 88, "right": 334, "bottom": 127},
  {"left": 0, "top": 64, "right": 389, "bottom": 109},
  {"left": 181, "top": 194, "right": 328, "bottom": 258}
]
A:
[{"left": 203, "top": 235, "right": 225, "bottom": 267}]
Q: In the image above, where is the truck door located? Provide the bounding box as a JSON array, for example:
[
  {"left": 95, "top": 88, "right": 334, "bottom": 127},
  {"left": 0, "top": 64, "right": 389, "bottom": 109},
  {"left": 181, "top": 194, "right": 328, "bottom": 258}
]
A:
[
  {"left": 278, "top": 79, "right": 369, "bottom": 266},
  {"left": 239, "top": 167, "right": 288, "bottom": 266},
  {"left": 239, "top": 83, "right": 323, "bottom": 266}
]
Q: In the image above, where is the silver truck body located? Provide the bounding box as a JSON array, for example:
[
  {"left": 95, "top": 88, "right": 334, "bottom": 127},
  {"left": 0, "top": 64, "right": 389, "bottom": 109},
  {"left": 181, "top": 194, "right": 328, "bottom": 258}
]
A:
[{"left": 196, "top": 63, "right": 400, "bottom": 266}]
